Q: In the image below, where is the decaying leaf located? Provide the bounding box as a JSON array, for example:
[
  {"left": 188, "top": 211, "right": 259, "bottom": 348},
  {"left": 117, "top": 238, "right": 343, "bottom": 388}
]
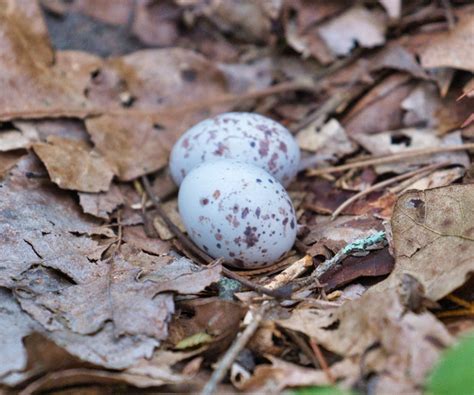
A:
[
  {"left": 33, "top": 136, "right": 115, "bottom": 192},
  {"left": 374, "top": 184, "right": 474, "bottom": 301}
]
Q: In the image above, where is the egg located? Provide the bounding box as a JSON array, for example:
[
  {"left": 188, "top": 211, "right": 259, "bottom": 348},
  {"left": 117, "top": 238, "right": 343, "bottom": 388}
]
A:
[
  {"left": 169, "top": 112, "right": 300, "bottom": 187},
  {"left": 178, "top": 160, "right": 297, "bottom": 269}
]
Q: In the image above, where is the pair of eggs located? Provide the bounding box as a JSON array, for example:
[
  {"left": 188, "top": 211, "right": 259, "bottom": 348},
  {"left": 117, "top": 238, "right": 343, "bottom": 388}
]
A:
[{"left": 170, "top": 112, "right": 300, "bottom": 269}]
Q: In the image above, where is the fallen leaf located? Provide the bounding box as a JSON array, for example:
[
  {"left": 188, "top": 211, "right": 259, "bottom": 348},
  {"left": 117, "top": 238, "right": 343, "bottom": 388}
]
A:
[
  {"left": 374, "top": 184, "right": 474, "bottom": 301},
  {"left": 318, "top": 6, "right": 387, "bottom": 56},
  {"left": 399, "top": 167, "right": 465, "bottom": 192},
  {"left": 296, "top": 119, "right": 357, "bottom": 159},
  {"left": 352, "top": 129, "right": 470, "bottom": 174},
  {"left": 420, "top": 9, "right": 474, "bottom": 72},
  {"left": 167, "top": 298, "right": 245, "bottom": 357},
  {"left": 78, "top": 183, "right": 124, "bottom": 219},
  {"left": 33, "top": 136, "right": 114, "bottom": 192},
  {"left": 277, "top": 287, "right": 453, "bottom": 393},
  {"left": 0, "top": 154, "right": 113, "bottom": 288},
  {"left": 320, "top": 247, "right": 395, "bottom": 291},
  {"left": 241, "top": 356, "right": 358, "bottom": 392},
  {"left": 343, "top": 74, "right": 414, "bottom": 135},
  {"left": 122, "top": 225, "right": 171, "bottom": 256},
  {"left": 0, "top": 289, "right": 41, "bottom": 383}
]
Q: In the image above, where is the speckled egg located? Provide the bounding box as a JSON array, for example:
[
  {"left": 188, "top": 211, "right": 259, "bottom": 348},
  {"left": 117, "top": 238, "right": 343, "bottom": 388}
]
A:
[
  {"left": 170, "top": 112, "right": 300, "bottom": 187},
  {"left": 178, "top": 160, "right": 297, "bottom": 269}
]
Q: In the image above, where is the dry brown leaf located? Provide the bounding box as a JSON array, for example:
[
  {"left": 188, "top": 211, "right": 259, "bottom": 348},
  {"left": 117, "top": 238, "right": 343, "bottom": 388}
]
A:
[
  {"left": 0, "top": 154, "right": 113, "bottom": 288},
  {"left": 343, "top": 73, "right": 414, "bottom": 135},
  {"left": 277, "top": 287, "right": 453, "bottom": 392},
  {"left": 17, "top": 247, "right": 175, "bottom": 340},
  {"left": 33, "top": 136, "right": 114, "bottom": 192},
  {"left": 318, "top": 6, "right": 387, "bottom": 56},
  {"left": 296, "top": 118, "right": 356, "bottom": 158},
  {"left": 167, "top": 298, "right": 245, "bottom": 356},
  {"left": 122, "top": 225, "right": 172, "bottom": 256},
  {"left": 241, "top": 356, "right": 358, "bottom": 392},
  {"left": 369, "top": 43, "right": 429, "bottom": 79},
  {"left": 420, "top": 9, "right": 474, "bottom": 72},
  {"left": 0, "top": 150, "right": 27, "bottom": 178},
  {"left": 304, "top": 214, "right": 385, "bottom": 256},
  {"left": 85, "top": 115, "right": 170, "bottom": 181},
  {"left": 78, "top": 184, "right": 124, "bottom": 219},
  {"left": 374, "top": 184, "right": 474, "bottom": 301},
  {"left": 0, "top": 289, "right": 41, "bottom": 384},
  {"left": 399, "top": 167, "right": 465, "bottom": 192},
  {"left": 152, "top": 199, "right": 186, "bottom": 240},
  {"left": 0, "top": 2, "right": 92, "bottom": 120},
  {"left": 352, "top": 129, "right": 470, "bottom": 174}
]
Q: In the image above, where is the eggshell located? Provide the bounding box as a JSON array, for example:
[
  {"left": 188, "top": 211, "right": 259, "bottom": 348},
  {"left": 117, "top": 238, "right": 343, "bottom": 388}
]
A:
[
  {"left": 170, "top": 112, "right": 300, "bottom": 186},
  {"left": 178, "top": 160, "right": 297, "bottom": 269}
]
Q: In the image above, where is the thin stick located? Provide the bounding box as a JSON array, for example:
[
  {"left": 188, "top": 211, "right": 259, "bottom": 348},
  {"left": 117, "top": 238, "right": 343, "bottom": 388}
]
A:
[
  {"left": 141, "top": 176, "right": 290, "bottom": 299},
  {"left": 200, "top": 303, "right": 269, "bottom": 395},
  {"left": 331, "top": 162, "right": 449, "bottom": 219},
  {"left": 307, "top": 144, "right": 474, "bottom": 176},
  {"left": 310, "top": 339, "right": 335, "bottom": 384}
]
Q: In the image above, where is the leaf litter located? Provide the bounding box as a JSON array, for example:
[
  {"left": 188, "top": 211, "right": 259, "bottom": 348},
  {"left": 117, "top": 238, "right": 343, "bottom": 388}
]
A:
[{"left": 1, "top": 1, "right": 474, "bottom": 394}]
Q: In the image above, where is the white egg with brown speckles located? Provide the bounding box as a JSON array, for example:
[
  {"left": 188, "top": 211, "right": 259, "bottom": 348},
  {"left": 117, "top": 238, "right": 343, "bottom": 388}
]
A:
[
  {"left": 178, "top": 160, "right": 297, "bottom": 269},
  {"left": 170, "top": 112, "right": 300, "bottom": 187}
]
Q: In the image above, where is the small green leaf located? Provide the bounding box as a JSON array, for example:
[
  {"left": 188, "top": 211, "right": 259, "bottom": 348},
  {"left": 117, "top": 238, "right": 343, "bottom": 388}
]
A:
[
  {"left": 290, "top": 386, "right": 354, "bottom": 395},
  {"left": 427, "top": 333, "right": 474, "bottom": 395},
  {"left": 174, "top": 332, "right": 213, "bottom": 350}
]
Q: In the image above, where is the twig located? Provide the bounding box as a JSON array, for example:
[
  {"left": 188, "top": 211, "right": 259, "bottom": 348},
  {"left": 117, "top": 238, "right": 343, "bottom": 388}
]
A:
[
  {"left": 292, "top": 231, "right": 387, "bottom": 293},
  {"left": 200, "top": 303, "right": 269, "bottom": 395},
  {"left": 330, "top": 162, "right": 449, "bottom": 219},
  {"left": 307, "top": 144, "right": 474, "bottom": 176},
  {"left": 310, "top": 339, "right": 335, "bottom": 384},
  {"left": 265, "top": 255, "right": 313, "bottom": 290},
  {"left": 141, "top": 175, "right": 290, "bottom": 299},
  {"left": 314, "top": 231, "right": 387, "bottom": 279}
]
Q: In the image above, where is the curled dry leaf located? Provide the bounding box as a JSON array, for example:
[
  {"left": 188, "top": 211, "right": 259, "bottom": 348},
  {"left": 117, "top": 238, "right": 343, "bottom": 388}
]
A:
[
  {"left": 33, "top": 136, "right": 115, "bottom": 192},
  {"left": 374, "top": 184, "right": 474, "bottom": 301}
]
